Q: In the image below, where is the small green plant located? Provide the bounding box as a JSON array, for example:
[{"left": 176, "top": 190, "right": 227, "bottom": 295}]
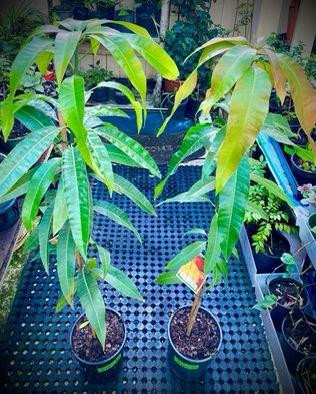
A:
[
  {"left": 80, "top": 60, "right": 113, "bottom": 90},
  {"left": 285, "top": 145, "right": 316, "bottom": 172},
  {"left": 21, "top": 66, "right": 44, "bottom": 94},
  {"left": 245, "top": 159, "right": 296, "bottom": 254}
]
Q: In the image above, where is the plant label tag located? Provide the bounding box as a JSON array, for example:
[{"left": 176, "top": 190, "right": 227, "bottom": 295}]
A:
[{"left": 176, "top": 256, "right": 207, "bottom": 294}]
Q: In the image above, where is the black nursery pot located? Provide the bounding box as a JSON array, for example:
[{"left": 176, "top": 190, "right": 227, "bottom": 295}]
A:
[
  {"left": 291, "top": 154, "right": 316, "bottom": 184},
  {"left": 90, "top": 87, "right": 109, "bottom": 103},
  {"left": 268, "top": 277, "right": 309, "bottom": 330},
  {"left": 296, "top": 356, "right": 316, "bottom": 394},
  {"left": 308, "top": 213, "right": 316, "bottom": 239},
  {"left": 167, "top": 305, "right": 222, "bottom": 380},
  {"left": 251, "top": 231, "right": 290, "bottom": 274},
  {"left": 280, "top": 312, "right": 316, "bottom": 372},
  {"left": 70, "top": 310, "right": 126, "bottom": 381}
]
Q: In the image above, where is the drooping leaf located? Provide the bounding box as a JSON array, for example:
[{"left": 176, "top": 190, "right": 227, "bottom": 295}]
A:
[
  {"left": 54, "top": 31, "right": 82, "bottom": 84},
  {"left": 94, "top": 81, "right": 142, "bottom": 131},
  {"left": 216, "top": 66, "right": 272, "bottom": 193},
  {"left": 91, "top": 34, "right": 146, "bottom": 107},
  {"left": 263, "top": 47, "right": 286, "bottom": 104},
  {"left": 185, "top": 228, "right": 207, "bottom": 237},
  {"left": 113, "top": 174, "right": 156, "bottom": 215},
  {"left": 155, "top": 123, "right": 217, "bottom": 198},
  {"left": 204, "top": 214, "right": 221, "bottom": 275},
  {"left": 38, "top": 206, "right": 54, "bottom": 274},
  {"left": 0, "top": 125, "right": 60, "bottom": 198},
  {"left": 87, "top": 130, "right": 114, "bottom": 190},
  {"left": 22, "top": 159, "right": 60, "bottom": 230},
  {"left": 62, "top": 147, "right": 91, "bottom": 258},
  {"left": 102, "top": 20, "right": 152, "bottom": 38},
  {"left": 57, "top": 222, "right": 76, "bottom": 306},
  {"left": 166, "top": 241, "right": 206, "bottom": 271},
  {"left": 277, "top": 53, "right": 316, "bottom": 147},
  {"left": 157, "top": 70, "right": 198, "bottom": 136},
  {"left": 53, "top": 176, "right": 68, "bottom": 235},
  {"left": 156, "top": 271, "right": 181, "bottom": 285},
  {"left": 104, "top": 144, "right": 140, "bottom": 167},
  {"left": 95, "top": 123, "right": 161, "bottom": 178},
  {"left": 104, "top": 266, "right": 143, "bottom": 301},
  {"left": 200, "top": 45, "right": 257, "bottom": 114},
  {"left": 94, "top": 200, "right": 141, "bottom": 243},
  {"left": 96, "top": 244, "right": 110, "bottom": 278},
  {"left": 9, "top": 36, "right": 53, "bottom": 95},
  {"left": 0, "top": 167, "right": 37, "bottom": 203},
  {"left": 250, "top": 173, "right": 292, "bottom": 204},
  {"left": 84, "top": 105, "right": 128, "bottom": 119},
  {"left": 15, "top": 105, "right": 55, "bottom": 131},
  {"left": 158, "top": 176, "right": 214, "bottom": 205},
  {"left": 77, "top": 270, "right": 106, "bottom": 349},
  {"left": 125, "top": 34, "right": 179, "bottom": 80},
  {"left": 261, "top": 112, "right": 296, "bottom": 145},
  {"left": 90, "top": 36, "right": 100, "bottom": 55},
  {"left": 35, "top": 50, "right": 54, "bottom": 75},
  {"left": 217, "top": 156, "right": 250, "bottom": 260}
]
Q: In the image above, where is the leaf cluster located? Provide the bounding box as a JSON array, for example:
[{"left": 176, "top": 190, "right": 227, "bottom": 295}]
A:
[{"left": 80, "top": 61, "right": 113, "bottom": 90}]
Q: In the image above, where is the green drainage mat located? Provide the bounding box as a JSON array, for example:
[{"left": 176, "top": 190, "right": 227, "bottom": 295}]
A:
[{"left": 0, "top": 166, "right": 278, "bottom": 393}]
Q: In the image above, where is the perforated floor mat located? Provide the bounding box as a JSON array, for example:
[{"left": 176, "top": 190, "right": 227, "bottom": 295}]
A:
[{"left": 0, "top": 166, "right": 278, "bottom": 393}]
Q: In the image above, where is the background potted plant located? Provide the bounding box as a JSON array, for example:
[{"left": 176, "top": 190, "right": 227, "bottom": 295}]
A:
[
  {"left": 0, "top": 16, "right": 178, "bottom": 379},
  {"left": 135, "top": 0, "right": 160, "bottom": 37},
  {"left": 297, "top": 356, "right": 316, "bottom": 393},
  {"left": 81, "top": 61, "right": 113, "bottom": 103}
]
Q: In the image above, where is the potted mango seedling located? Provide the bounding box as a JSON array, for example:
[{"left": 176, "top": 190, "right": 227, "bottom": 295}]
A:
[
  {"left": 155, "top": 35, "right": 315, "bottom": 378},
  {"left": 0, "top": 17, "right": 178, "bottom": 379}
]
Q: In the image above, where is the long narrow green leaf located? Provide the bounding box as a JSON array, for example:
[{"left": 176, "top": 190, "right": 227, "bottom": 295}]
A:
[
  {"left": 53, "top": 176, "right": 68, "bottom": 235},
  {"left": 0, "top": 126, "right": 60, "bottom": 198},
  {"left": 216, "top": 67, "right": 271, "bottom": 193},
  {"left": 94, "top": 81, "right": 142, "bottom": 131},
  {"left": 155, "top": 124, "right": 217, "bottom": 198},
  {"left": 91, "top": 34, "right": 146, "bottom": 107},
  {"left": 250, "top": 173, "right": 291, "bottom": 204},
  {"left": 104, "top": 266, "right": 143, "bottom": 301},
  {"left": 217, "top": 156, "right": 250, "bottom": 260},
  {"left": 87, "top": 130, "right": 114, "bottom": 190},
  {"left": 166, "top": 241, "right": 206, "bottom": 271},
  {"left": 113, "top": 174, "right": 156, "bottom": 215},
  {"left": 204, "top": 214, "right": 221, "bottom": 275},
  {"left": 57, "top": 222, "right": 76, "bottom": 307},
  {"left": 200, "top": 45, "right": 257, "bottom": 114},
  {"left": 77, "top": 270, "right": 106, "bottom": 349},
  {"left": 54, "top": 31, "right": 82, "bottom": 84},
  {"left": 94, "top": 200, "right": 141, "bottom": 243},
  {"left": 62, "top": 147, "right": 91, "bottom": 258},
  {"left": 156, "top": 271, "right": 182, "bottom": 285},
  {"left": 158, "top": 176, "right": 214, "bottom": 205},
  {"left": 0, "top": 167, "right": 37, "bottom": 203},
  {"left": 15, "top": 105, "right": 55, "bottom": 131},
  {"left": 95, "top": 123, "right": 161, "bottom": 178},
  {"left": 96, "top": 244, "right": 111, "bottom": 278},
  {"left": 36, "top": 50, "right": 54, "bottom": 74},
  {"left": 105, "top": 144, "right": 141, "bottom": 168},
  {"left": 38, "top": 206, "right": 53, "bottom": 274},
  {"left": 9, "top": 37, "right": 53, "bottom": 95},
  {"left": 22, "top": 159, "right": 60, "bottom": 230}
]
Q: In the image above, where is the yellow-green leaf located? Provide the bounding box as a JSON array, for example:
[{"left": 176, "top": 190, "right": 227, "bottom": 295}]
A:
[{"left": 263, "top": 47, "right": 286, "bottom": 104}]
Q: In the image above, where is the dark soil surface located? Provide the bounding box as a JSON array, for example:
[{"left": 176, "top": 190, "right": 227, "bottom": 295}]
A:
[
  {"left": 9, "top": 120, "right": 29, "bottom": 139},
  {"left": 170, "top": 307, "right": 221, "bottom": 360},
  {"left": 283, "top": 313, "right": 316, "bottom": 355},
  {"left": 72, "top": 311, "right": 124, "bottom": 362},
  {"left": 269, "top": 279, "right": 306, "bottom": 308}
]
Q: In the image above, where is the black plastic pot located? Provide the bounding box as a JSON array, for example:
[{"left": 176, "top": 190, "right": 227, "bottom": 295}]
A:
[
  {"left": 52, "top": 5, "right": 73, "bottom": 20},
  {"left": 268, "top": 277, "right": 309, "bottom": 330},
  {"left": 90, "top": 87, "right": 109, "bottom": 103},
  {"left": 291, "top": 154, "right": 316, "bottom": 184},
  {"left": 73, "top": 5, "right": 90, "bottom": 20},
  {"left": 165, "top": 97, "right": 188, "bottom": 120},
  {"left": 167, "top": 305, "right": 222, "bottom": 380},
  {"left": 185, "top": 97, "right": 201, "bottom": 119},
  {"left": 280, "top": 312, "right": 316, "bottom": 372},
  {"left": 297, "top": 356, "right": 316, "bottom": 394},
  {"left": 250, "top": 230, "right": 290, "bottom": 274},
  {"left": 308, "top": 213, "right": 316, "bottom": 239},
  {"left": 113, "top": 78, "right": 132, "bottom": 105},
  {"left": 97, "top": 5, "right": 115, "bottom": 19},
  {"left": 70, "top": 310, "right": 126, "bottom": 381},
  {"left": 136, "top": 9, "right": 160, "bottom": 37}
]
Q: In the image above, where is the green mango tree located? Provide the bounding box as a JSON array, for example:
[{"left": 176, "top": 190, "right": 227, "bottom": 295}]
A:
[
  {"left": 0, "top": 18, "right": 179, "bottom": 348},
  {"left": 156, "top": 36, "right": 316, "bottom": 333}
]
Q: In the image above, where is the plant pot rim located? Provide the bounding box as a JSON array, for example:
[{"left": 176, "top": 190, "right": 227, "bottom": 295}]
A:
[
  {"left": 281, "top": 313, "right": 316, "bottom": 356},
  {"left": 70, "top": 308, "right": 126, "bottom": 367},
  {"left": 267, "top": 277, "right": 309, "bottom": 310},
  {"left": 291, "top": 154, "right": 315, "bottom": 175},
  {"left": 168, "top": 304, "right": 222, "bottom": 364}
]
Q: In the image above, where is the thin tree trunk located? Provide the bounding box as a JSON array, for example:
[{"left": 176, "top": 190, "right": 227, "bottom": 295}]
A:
[
  {"left": 57, "top": 111, "right": 68, "bottom": 151},
  {"left": 186, "top": 284, "right": 205, "bottom": 337},
  {"left": 153, "top": 0, "right": 170, "bottom": 107}
]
